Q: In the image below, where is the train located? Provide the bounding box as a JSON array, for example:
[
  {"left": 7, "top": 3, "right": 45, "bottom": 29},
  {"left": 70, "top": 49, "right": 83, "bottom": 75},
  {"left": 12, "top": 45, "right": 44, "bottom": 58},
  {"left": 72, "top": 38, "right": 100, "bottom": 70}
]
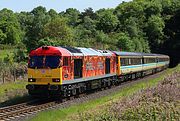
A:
[{"left": 26, "top": 46, "right": 169, "bottom": 97}]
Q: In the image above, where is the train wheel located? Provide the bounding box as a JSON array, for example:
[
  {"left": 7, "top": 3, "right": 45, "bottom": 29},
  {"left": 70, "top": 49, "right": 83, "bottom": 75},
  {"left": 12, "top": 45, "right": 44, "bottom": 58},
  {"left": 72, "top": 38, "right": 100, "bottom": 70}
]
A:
[{"left": 72, "top": 88, "right": 77, "bottom": 96}]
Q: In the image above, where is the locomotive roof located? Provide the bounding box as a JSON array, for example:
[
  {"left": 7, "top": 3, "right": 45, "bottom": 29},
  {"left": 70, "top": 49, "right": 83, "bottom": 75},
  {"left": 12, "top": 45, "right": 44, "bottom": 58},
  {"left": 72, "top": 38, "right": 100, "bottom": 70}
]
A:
[
  {"left": 97, "top": 50, "right": 115, "bottom": 56},
  {"left": 60, "top": 47, "right": 115, "bottom": 56},
  {"left": 61, "top": 46, "right": 82, "bottom": 53},
  {"left": 113, "top": 51, "right": 164, "bottom": 57},
  {"left": 76, "top": 47, "right": 103, "bottom": 56},
  {"left": 29, "top": 46, "right": 71, "bottom": 56},
  {"left": 113, "top": 51, "right": 143, "bottom": 56}
]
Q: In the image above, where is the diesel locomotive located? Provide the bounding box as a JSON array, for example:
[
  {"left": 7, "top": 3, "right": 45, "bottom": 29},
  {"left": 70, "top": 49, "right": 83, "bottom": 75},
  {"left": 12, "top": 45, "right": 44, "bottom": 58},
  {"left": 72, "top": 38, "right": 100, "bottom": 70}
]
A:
[{"left": 26, "top": 46, "right": 169, "bottom": 97}]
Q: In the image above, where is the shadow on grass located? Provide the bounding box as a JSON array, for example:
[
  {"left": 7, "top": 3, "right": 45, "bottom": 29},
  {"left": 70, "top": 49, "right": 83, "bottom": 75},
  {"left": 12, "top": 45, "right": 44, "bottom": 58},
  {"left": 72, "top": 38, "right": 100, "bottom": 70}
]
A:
[{"left": 0, "top": 94, "right": 34, "bottom": 108}]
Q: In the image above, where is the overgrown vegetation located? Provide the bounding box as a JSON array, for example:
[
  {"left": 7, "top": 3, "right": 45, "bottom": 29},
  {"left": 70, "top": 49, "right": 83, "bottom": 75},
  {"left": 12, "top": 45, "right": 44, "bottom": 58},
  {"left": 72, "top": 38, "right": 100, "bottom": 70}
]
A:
[
  {"left": 0, "top": 44, "right": 27, "bottom": 83},
  {"left": 29, "top": 65, "right": 180, "bottom": 121},
  {"left": 0, "top": 60, "right": 27, "bottom": 83},
  {"left": 0, "top": 80, "right": 28, "bottom": 106},
  {"left": 0, "top": 0, "right": 179, "bottom": 66},
  {"left": 110, "top": 72, "right": 180, "bottom": 121},
  {"left": 86, "top": 72, "right": 179, "bottom": 121}
]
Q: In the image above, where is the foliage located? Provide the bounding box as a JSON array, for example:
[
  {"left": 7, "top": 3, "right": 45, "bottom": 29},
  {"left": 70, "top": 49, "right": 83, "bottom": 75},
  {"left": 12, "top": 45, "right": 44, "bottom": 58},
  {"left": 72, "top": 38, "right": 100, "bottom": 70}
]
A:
[
  {"left": 63, "top": 8, "right": 80, "bottom": 26},
  {"left": 0, "top": 0, "right": 180, "bottom": 65},
  {"left": 0, "top": 8, "right": 24, "bottom": 44},
  {"left": 80, "top": 7, "right": 97, "bottom": 20},
  {"left": 23, "top": 6, "right": 51, "bottom": 51},
  {"left": 96, "top": 9, "right": 119, "bottom": 33},
  {"left": 43, "top": 17, "right": 73, "bottom": 45},
  {"left": 145, "top": 15, "right": 165, "bottom": 50}
]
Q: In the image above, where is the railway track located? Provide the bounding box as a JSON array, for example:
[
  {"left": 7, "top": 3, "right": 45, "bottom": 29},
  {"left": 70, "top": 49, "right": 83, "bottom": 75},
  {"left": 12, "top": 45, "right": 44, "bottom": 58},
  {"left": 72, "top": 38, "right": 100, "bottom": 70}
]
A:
[
  {"left": 0, "top": 71, "right": 164, "bottom": 121},
  {"left": 0, "top": 101, "right": 59, "bottom": 121}
]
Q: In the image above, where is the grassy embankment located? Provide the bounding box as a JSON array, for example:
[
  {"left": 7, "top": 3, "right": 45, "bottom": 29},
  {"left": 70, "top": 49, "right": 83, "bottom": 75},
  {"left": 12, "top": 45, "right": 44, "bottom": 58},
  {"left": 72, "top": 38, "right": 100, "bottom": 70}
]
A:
[
  {"left": 0, "top": 81, "right": 29, "bottom": 107},
  {"left": 29, "top": 65, "right": 180, "bottom": 121},
  {"left": 0, "top": 47, "right": 29, "bottom": 107}
]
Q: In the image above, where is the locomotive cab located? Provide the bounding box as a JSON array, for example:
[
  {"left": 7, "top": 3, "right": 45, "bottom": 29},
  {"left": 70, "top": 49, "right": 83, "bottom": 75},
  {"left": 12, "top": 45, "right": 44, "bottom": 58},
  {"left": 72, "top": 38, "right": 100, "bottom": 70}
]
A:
[{"left": 26, "top": 46, "right": 67, "bottom": 96}]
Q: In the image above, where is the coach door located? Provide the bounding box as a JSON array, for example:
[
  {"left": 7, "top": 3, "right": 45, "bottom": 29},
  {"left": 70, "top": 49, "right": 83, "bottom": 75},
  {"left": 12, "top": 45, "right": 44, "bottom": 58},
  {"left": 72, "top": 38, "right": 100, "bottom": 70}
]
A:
[
  {"left": 74, "top": 59, "right": 83, "bottom": 79},
  {"left": 105, "top": 58, "right": 110, "bottom": 74}
]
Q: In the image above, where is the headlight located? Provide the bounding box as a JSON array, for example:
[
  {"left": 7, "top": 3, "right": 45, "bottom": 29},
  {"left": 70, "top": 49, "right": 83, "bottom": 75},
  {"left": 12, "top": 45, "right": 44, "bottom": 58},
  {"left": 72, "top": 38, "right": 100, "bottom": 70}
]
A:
[
  {"left": 28, "top": 78, "right": 36, "bottom": 82},
  {"left": 52, "top": 78, "right": 60, "bottom": 82}
]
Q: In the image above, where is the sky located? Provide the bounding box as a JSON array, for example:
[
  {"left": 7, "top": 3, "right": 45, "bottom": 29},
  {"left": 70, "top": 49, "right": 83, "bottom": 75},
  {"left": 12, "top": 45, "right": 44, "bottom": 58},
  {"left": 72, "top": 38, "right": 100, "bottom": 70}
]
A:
[{"left": 0, "top": 0, "right": 131, "bottom": 13}]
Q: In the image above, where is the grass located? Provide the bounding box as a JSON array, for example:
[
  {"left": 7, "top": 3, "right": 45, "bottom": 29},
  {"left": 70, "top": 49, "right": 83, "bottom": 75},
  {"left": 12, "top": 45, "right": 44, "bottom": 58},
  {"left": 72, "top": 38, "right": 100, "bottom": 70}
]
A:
[
  {"left": 29, "top": 65, "right": 180, "bottom": 121},
  {"left": 0, "top": 80, "right": 28, "bottom": 107},
  {"left": 0, "top": 81, "right": 27, "bottom": 96}
]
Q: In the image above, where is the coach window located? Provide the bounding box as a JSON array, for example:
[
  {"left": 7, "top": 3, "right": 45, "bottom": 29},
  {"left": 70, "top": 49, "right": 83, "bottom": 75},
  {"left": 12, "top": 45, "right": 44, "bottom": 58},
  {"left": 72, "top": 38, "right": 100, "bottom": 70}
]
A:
[
  {"left": 63, "top": 57, "right": 69, "bottom": 66},
  {"left": 125, "top": 58, "right": 129, "bottom": 66},
  {"left": 126, "top": 58, "right": 129, "bottom": 65},
  {"left": 133, "top": 58, "right": 139, "bottom": 65},
  {"left": 131, "top": 58, "right": 134, "bottom": 65},
  {"left": 139, "top": 58, "right": 142, "bottom": 64},
  {"left": 133, "top": 58, "right": 136, "bottom": 65},
  {"left": 144, "top": 58, "right": 147, "bottom": 64},
  {"left": 149, "top": 58, "right": 152, "bottom": 63},
  {"left": 121, "top": 58, "right": 125, "bottom": 66},
  {"left": 121, "top": 58, "right": 129, "bottom": 66},
  {"left": 130, "top": 58, "right": 133, "bottom": 65},
  {"left": 152, "top": 58, "right": 156, "bottom": 63}
]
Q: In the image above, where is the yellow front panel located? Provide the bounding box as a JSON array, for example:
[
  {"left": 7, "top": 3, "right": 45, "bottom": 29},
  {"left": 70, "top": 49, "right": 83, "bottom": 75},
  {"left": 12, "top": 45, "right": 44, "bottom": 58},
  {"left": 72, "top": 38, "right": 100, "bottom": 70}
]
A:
[{"left": 28, "top": 67, "right": 62, "bottom": 85}]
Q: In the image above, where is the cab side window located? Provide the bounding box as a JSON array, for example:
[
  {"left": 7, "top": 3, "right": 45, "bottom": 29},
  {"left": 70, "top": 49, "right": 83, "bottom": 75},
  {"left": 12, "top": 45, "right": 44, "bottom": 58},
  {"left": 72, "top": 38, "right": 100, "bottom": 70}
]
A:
[{"left": 63, "top": 57, "right": 69, "bottom": 66}]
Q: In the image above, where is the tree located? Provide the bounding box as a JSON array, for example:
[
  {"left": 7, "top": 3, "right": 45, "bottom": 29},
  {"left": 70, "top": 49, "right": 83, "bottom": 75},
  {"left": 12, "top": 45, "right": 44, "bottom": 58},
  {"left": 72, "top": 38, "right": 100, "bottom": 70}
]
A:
[
  {"left": 17, "top": 12, "right": 33, "bottom": 32},
  {"left": 161, "top": 0, "right": 180, "bottom": 17},
  {"left": 80, "top": 7, "right": 97, "bottom": 20},
  {"left": 115, "top": 1, "right": 145, "bottom": 23},
  {"left": 43, "top": 17, "right": 73, "bottom": 40},
  {"left": 122, "top": 17, "right": 141, "bottom": 38},
  {"left": 132, "top": 37, "right": 150, "bottom": 53},
  {"left": 96, "top": 9, "right": 118, "bottom": 33},
  {"left": 144, "top": 1, "right": 162, "bottom": 18},
  {"left": 24, "top": 6, "right": 51, "bottom": 51},
  {"left": 0, "top": 29, "right": 6, "bottom": 43},
  {"left": 74, "top": 16, "right": 97, "bottom": 41},
  {"left": 0, "top": 8, "right": 23, "bottom": 44},
  {"left": 48, "top": 9, "right": 58, "bottom": 19},
  {"left": 115, "top": 32, "right": 135, "bottom": 52},
  {"left": 63, "top": 8, "right": 80, "bottom": 26},
  {"left": 13, "top": 43, "right": 27, "bottom": 62},
  {"left": 95, "top": 31, "right": 110, "bottom": 49},
  {"left": 42, "top": 17, "right": 74, "bottom": 46},
  {"left": 145, "top": 15, "right": 165, "bottom": 50}
]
